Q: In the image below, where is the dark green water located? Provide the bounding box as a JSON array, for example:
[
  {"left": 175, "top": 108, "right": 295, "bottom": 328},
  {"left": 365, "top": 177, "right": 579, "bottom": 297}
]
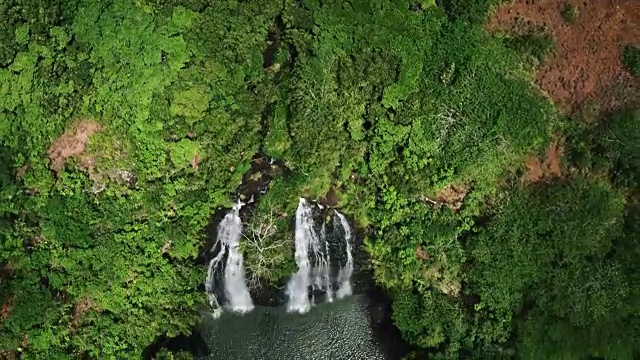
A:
[{"left": 199, "top": 295, "right": 392, "bottom": 360}]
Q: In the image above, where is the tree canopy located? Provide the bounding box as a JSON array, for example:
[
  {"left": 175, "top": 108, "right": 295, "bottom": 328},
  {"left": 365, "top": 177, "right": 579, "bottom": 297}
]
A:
[{"left": 0, "top": 0, "right": 638, "bottom": 358}]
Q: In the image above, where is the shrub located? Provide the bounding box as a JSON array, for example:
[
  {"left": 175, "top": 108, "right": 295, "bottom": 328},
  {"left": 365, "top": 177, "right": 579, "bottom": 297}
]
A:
[
  {"left": 505, "top": 31, "right": 554, "bottom": 65},
  {"left": 560, "top": 3, "right": 578, "bottom": 24},
  {"left": 622, "top": 45, "right": 640, "bottom": 77}
]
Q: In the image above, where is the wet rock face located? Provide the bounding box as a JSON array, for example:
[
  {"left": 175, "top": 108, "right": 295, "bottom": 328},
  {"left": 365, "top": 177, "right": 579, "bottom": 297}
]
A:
[
  {"left": 364, "top": 286, "right": 411, "bottom": 360},
  {"left": 318, "top": 186, "right": 340, "bottom": 207},
  {"left": 249, "top": 279, "right": 287, "bottom": 307},
  {"left": 365, "top": 287, "right": 393, "bottom": 325},
  {"left": 369, "top": 302, "right": 388, "bottom": 324},
  {"left": 196, "top": 207, "right": 231, "bottom": 266},
  {"left": 236, "top": 154, "right": 286, "bottom": 203}
]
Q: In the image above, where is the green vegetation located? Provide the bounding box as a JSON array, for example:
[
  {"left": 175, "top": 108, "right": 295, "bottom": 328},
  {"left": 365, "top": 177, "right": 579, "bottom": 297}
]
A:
[
  {"left": 622, "top": 45, "right": 640, "bottom": 77},
  {"left": 471, "top": 177, "right": 635, "bottom": 358},
  {"left": 505, "top": 31, "right": 554, "bottom": 67},
  {"left": 561, "top": 3, "right": 579, "bottom": 24},
  {"left": 240, "top": 204, "right": 295, "bottom": 287},
  {"left": 1, "top": 0, "right": 638, "bottom": 359}
]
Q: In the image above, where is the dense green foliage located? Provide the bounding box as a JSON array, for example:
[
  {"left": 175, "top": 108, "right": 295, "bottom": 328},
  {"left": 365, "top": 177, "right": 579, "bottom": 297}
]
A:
[
  {"left": 471, "top": 177, "right": 635, "bottom": 358},
  {"left": 1, "top": 0, "right": 638, "bottom": 359},
  {"left": 561, "top": 3, "right": 579, "bottom": 24},
  {"left": 504, "top": 31, "right": 554, "bottom": 67},
  {"left": 622, "top": 45, "right": 640, "bottom": 77},
  {"left": 0, "top": 0, "right": 280, "bottom": 357}
]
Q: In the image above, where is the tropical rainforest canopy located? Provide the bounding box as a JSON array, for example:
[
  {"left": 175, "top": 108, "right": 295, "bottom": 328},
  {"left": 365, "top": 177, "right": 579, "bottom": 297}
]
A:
[{"left": 0, "top": 0, "right": 638, "bottom": 359}]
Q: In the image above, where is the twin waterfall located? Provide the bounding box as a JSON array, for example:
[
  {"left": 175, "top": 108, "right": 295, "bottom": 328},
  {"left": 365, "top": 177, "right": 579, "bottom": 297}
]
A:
[{"left": 204, "top": 198, "right": 355, "bottom": 316}]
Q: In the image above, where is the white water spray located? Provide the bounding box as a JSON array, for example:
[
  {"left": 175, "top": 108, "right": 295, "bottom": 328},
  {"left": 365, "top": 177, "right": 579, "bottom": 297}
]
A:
[
  {"left": 204, "top": 203, "right": 254, "bottom": 315},
  {"left": 320, "top": 223, "right": 333, "bottom": 302},
  {"left": 287, "top": 198, "right": 358, "bottom": 312},
  {"left": 205, "top": 248, "right": 224, "bottom": 318},
  {"left": 286, "top": 198, "right": 316, "bottom": 313},
  {"left": 335, "top": 211, "right": 354, "bottom": 299},
  {"left": 310, "top": 223, "right": 333, "bottom": 303}
]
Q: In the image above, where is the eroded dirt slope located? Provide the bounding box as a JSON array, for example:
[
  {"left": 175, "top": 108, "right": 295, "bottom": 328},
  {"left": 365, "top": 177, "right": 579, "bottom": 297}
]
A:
[
  {"left": 488, "top": 0, "right": 640, "bottom": 116},
  {"left": 47, "top": 120, "right": 101, "bottom": 175}
]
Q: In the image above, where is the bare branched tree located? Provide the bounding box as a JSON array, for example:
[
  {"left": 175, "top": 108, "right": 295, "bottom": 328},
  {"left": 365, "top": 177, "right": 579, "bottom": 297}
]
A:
[
  {"left": 435, "top": 105, "right": 460, "bottom": 149},
  {"left": 241, "top": 205, "right": 291, "bottom": 289}
]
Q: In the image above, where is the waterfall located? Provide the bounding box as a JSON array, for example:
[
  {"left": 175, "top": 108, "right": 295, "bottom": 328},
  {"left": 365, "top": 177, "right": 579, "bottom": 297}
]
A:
[
  {"left": 287, "top": 198, "right": 358, "bottom": 312},
  {"left": 320, "top": 224, "right": 333, "bottom": 302},
  {"left": 286, "top": 198, "right": 315, "bottom": 313},
  {"left": 204, "top": 203, "right": 254, "bottom": 315},
  {"left": 310, "top": 223, "right": 333, "bottom": 303},
  {"left": 205, "top": 198, "right": 357, "bottom": 317},
  {"left": 205, "top": 248, "right": 224, "bottom": 318},
  {"left": 335, "top": 211, "right": 354, "bottom": 299}
]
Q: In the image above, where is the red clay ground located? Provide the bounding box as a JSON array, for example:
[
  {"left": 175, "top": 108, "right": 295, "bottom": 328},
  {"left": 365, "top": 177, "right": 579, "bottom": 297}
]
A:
[
  {"left": 418, "top": 184, "right": 468, "bottom": 211},
  {"left": 523, "top": 140, "right": 564, "bottom": 182},
  {"left": 47, "top": 120, "right": 101, "bottom": 175},
  {"left": 487, "top": 0, "right": 640, "bottom": 116}
]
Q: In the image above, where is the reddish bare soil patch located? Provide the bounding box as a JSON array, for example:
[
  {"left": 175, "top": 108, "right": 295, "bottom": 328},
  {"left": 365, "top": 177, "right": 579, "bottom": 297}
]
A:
[
  {"left": 487, "top": 0, "right": 640, "bottom": 115},
  {"left": 415, "top": 246, "right": 431, "bottom": 261},
  {"left": 15, "top": 165, "right": 29, "bottom": 179},
  {"left": 419, "top": 184, "right": 468, "bottom": 211},
  {"left": 47, "top": 120, "right": 101, "bottom": 175},
  {"left": 70, "top": 299, "right": 93, "bottom": 330},
  {"left": 524, "top": 141, "right": 564, "bottom": 182},
  {"left": 1, "top": 297, "right": 14, "bottom": 321},
  {"left": 436, "top": 184, "right": 468, "bottom": 211}
]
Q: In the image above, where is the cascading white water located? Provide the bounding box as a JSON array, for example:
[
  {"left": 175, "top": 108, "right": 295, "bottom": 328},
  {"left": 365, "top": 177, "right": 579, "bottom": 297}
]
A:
[
  {"left": 205, "top": 247, "right": 225, "bottom": 319},
  {"left": 204, "top": 203, "right": 254, "bottom": 315},
  {"left": 320, "top": 224, "right": 333, "bottom": 302},
  {"left": 335, "top": 211, "right": 354, "bottom": 299},
  {"left": 287, "top": 199, "right": 357, "bottom": 313},
  {"left": 310, "top": 223, "right": 333, "bottom": 303},
  {"left": 286, "top": 198, "right": 315, "bottom": 313}
]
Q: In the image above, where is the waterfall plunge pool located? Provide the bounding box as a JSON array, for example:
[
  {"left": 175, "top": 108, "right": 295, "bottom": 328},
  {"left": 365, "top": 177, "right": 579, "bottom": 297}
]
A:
[
  {"left": 199, "top": 293, "right": 405, "bottom": 360},
  {"left": 156, "top": 199, "right": 410, "bottom": 360}
]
